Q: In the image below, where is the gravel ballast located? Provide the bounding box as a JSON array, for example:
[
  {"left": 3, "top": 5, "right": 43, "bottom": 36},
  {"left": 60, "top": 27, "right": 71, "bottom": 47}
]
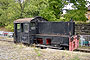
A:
[{"left": 0, "top": 38, "right": 90, "bottom": 60}]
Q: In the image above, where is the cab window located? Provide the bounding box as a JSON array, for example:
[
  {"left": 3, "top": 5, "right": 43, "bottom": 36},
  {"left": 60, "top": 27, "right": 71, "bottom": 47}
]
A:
[
  {"left": 30, "top": 23, "right": 36, "bottom": 30},
  {"left": 24, "top": 23, "right": 29, "bottom": 32},
  {"left": 17, "top": 24, "right": 20, "bottom": 32}
]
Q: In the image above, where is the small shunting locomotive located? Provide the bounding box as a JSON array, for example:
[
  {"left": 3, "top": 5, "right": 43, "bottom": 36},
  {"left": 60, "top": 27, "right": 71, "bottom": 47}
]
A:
[{"left": 14, "top": 16, "right": 79, "bottom": 51}]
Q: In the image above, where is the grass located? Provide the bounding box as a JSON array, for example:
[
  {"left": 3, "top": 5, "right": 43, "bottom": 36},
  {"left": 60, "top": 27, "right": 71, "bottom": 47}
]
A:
[
  {"left": 34, "top": 48, "right": 41, "bottom": 56},
  {"left": 79, "top": 46, "right": 90, "bottom": 49},
  {"left": 71, "top": 55, "right": 80, "bottom": 60}
]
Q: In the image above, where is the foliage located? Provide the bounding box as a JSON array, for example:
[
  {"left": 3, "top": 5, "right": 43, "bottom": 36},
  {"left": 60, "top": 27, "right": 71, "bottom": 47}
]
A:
[
  {"left": 64, "top": 10, "right": 87, "bottom": 21},
  {"left": 5, "top": 23, "right": 14, "bottom": 31},
  {"left": 39, "top": 0, "right": 67, "bottom": 21},
  {"left": 64, "top": 0, "right": 88, "bottom": 21},
  {"left": 0, "top": 0, "right": 21, "bottom": 26},
  {"left": 23, "top": 0, "right": 67, "bottom": 21},
  {"left": 0, "top": 0, "right": 89, "bottom": 31},
  {"left": 70, "top": 0, "right": 87, "bottom": 10}
]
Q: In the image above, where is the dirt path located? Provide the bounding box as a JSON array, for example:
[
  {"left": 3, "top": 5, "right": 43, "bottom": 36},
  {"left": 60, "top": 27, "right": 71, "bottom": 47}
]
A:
[{"left": 0, "top": 38, "right": 90, "bottom": 60}]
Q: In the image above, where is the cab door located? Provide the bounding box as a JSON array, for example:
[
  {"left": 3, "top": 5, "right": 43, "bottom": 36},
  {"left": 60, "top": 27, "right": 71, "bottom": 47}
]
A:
[
  {"left": 15, "top": 23, "right": 21, "bottom": 43},
  {"left": 21, "top": 23, "right": 29, "bottom": 44}
]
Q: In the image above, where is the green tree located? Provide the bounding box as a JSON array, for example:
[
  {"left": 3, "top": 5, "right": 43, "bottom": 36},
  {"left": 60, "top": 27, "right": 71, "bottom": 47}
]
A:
[
  {"left": 69, "top": 0, "right": 87, "bottom": 10},
  {"left": 0, "top": 0, "right": 89, "bottom": 31},
  {"left": 0, "top": 0, "right": 21, "bottom": 31},
  {"left": 0, "top": 0, "right": 20, "bottom": 25},
  {"left": 39, "top": 0, "right": 67, "bottom": 21},
  {"left": 64, "top": 10, "right": 87, "bottom": 21},
  {"left": 64, "top": 0, "right": 88, "bottom": 21},
  {"left": 22, "top": 0, "right": 67, "bottom": 21}
]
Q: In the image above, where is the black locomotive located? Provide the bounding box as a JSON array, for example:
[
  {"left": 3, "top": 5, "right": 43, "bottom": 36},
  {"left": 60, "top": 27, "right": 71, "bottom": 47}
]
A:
[{"left": 14, "top": 16, "right": 79, "bottom": 51}]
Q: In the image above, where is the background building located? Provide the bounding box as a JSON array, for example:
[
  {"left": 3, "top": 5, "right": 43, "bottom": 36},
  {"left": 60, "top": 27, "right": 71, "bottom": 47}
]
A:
[{"left": 87, "top": 5, "right": 90, "bottom": 20}]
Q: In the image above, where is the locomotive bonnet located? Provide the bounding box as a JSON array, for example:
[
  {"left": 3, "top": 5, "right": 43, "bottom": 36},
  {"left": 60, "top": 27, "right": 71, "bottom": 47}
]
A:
[{"left": 14, "top": 16, "right": 79, "bottom": 51}]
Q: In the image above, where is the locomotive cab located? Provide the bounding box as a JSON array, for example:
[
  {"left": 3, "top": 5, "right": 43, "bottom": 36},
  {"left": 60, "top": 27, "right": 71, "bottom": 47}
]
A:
[
  {"left": 14, "top": 17, "right": 47, "bottom": 44},
  {"left": 14, "top": 23, "right": 30, "bottom": 44}
]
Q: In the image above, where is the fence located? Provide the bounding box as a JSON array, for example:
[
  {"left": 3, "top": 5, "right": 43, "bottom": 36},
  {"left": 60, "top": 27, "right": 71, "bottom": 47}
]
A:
[
  {"left": 75, "top": 24, "right": 90, "bottom": 35},
  {"left": 80, "top": 35, "right": 90, "bottom": 46}
]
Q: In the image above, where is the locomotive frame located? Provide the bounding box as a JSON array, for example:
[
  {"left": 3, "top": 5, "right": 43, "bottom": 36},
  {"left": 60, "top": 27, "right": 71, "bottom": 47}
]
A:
[{"left": 14, "top": 16, "right": 79, "bottom": 51}]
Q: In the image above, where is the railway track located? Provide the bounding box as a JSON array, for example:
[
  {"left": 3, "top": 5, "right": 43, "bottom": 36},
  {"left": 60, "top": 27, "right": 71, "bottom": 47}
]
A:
[
  {"left": 75, "top": 48, "right": 90, "bottom": 53},
  {"left": 0, "top": 37, "right": 13, "bottom": 43},
  {"left": 0, "top": 37, "right": 90, "bottom": 53},
  {"left": 0, "top": 39, "right": 13, "bottom": 43}
]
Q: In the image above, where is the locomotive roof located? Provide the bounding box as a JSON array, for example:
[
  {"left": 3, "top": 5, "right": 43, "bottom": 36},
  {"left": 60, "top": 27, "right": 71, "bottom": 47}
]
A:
[
  {"left": 14, "top": 18, "right": 33, "bottom": 23},
  {"left": 14, "top": 16, "right": 47, "bottom": 23}
]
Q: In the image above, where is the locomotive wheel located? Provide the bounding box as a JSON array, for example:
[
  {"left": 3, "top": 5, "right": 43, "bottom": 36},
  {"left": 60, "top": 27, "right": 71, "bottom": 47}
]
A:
[{"left": 14, "top": 41, "right": 19, "bottom": 44}]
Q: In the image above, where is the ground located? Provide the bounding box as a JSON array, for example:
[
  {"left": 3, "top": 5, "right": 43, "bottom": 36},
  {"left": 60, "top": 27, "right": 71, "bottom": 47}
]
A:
[{"left": 0, "top": 37, "right": 90, "bottom": 60}]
